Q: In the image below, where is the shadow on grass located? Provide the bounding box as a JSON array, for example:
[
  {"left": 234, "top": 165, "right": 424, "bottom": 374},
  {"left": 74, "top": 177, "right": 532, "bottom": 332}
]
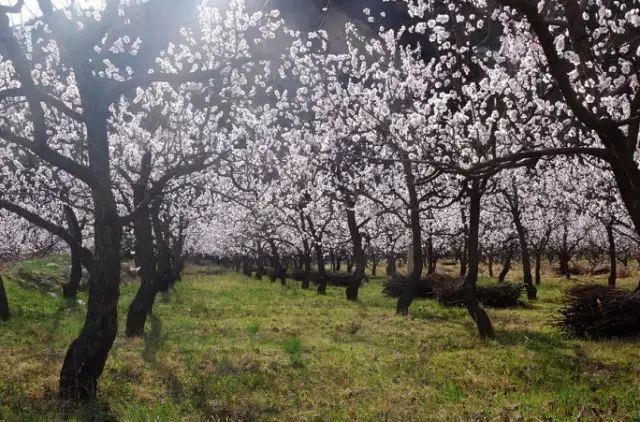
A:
[
  {"left": 495, "top": 327, "right": 565, "bottom": 351},
  {"left": 62, "top": 398, "right": 119, "bottom": 422},
  {"left": 143, "top": 313, "right": 165, "bottom": 363}
]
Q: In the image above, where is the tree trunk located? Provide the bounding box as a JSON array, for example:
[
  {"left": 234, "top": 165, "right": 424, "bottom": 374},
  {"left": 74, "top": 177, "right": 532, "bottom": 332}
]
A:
[
  {"left": 606, "top": 222, "right": 617, "bottom": 286},
  {"left": 488, "top": 253, "right": 494, "bottom": 278},
  {"left": 396, "top": 159, "right": 423, "bottom": 315},
  {"left": 535, "top": 250, "right": 543, "bottom": 285},
  {"left": 63, "top": 206, "right": 83, "bottom": 300},
  {"left": 386, "top": 254, "right": 397, "bottom": 276},
  {"left": 559, "top": 225, "right": 571, "bottom": 279},
  {"left": 59, "top": 107, "right": 122, "bottom": 400},
  {"left": 345, "top": 206, "right": 366, "bottom": 301},
  {"left": 426, "top": 235, "right": 437, "bottom": 275},
  {"left": 0, "top": 275, "right": 9, "bottom": 321},
  {"left": 126, "top": 157, "right": 159, "bottom": 338},
  {"left": 315, "top": 243, "right": 327, "bottom": 294},
  {"left": 301, "top": 239, "right": 311, "bottom": 290},
  {"left": 59, "top": 197, "right": 121, "bottom": 399},
  {"left": 255, "top": 243, "right": 265, "bottom": 280},
  {"left": 269, "top": 239, "right": 286, "bottom": 285},
  {"left": 498, "top": 246, "right": 513, "bottom": 283},
  {"left": 464, "top": 182, "right": 494, "bottom": 339},
  {"left": 371, "top": 257, "right": 378, "bottom": 276},
  {"left": 512, "top": 212, "right": 537, "bottom": 300}
]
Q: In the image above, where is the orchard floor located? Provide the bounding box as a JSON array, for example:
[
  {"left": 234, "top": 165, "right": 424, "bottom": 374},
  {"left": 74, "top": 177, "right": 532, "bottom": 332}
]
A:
[{"left": 1, "top": 261, "right": 640, "bottom": 421}]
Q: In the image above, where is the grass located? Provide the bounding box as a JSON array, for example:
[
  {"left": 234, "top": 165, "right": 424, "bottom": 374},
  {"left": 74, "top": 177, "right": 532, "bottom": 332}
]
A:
[{"left": 0, "top": 258, "right": 640, "bottom": 421}]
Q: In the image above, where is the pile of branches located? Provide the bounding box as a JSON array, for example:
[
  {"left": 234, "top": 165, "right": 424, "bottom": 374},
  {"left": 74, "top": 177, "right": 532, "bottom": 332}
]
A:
[
  {"left": 434, "top": 282, "right": 524, "bottom": 308},
  {"left": 556, "top": 285, "right": 640, "bottom": 338},
  {"left": 290, "top": 271, "right": 362, "bottom": 287},
  {"left": 382, "top": 274, "right": 456, "bottom": 299}
]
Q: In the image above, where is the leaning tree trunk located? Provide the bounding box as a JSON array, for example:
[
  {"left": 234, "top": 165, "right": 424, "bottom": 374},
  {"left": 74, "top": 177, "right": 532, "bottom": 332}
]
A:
[
  {"left": 59, "top": 185, "right": 121, "bottom": 399},
  {"left": 345, "top": 206, "right": 366, "bottom": 301},
  {"left": 396, "top": 159, "right": 424, "bottom": 315},
  {"left": 606, "top": 222, "right": 617, "bottom": 286},
  {"left": 126, "top": 163, "right": 159, "bottom": 338},
  {"left": 498, "top": 246, "right": 513, "bottom": 283},
  {"left": 63, "top": 205, "right": 83, "bottom": 300},
  {"left": 0, "top": 275, "right": 9, "bottom": 321},
  {"left": 464, "top": 182, "right": 494, "bottom": 339}
]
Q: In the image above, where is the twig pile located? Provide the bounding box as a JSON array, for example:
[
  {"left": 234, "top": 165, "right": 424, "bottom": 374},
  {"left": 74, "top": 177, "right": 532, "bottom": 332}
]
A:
[
  {"left": 433, "top": 282, "right": 524, "bottom": 308},
  {"left": 382, "top": 274, "right": 456, "bottom": 299},
  {"left": 556, "top": 285, "right": 640, "bottom": 338}
]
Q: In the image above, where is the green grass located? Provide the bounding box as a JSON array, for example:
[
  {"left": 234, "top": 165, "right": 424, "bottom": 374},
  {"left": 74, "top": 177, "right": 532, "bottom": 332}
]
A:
[{"left": 1, "top": 260, "right": 640, "bottom": 421}]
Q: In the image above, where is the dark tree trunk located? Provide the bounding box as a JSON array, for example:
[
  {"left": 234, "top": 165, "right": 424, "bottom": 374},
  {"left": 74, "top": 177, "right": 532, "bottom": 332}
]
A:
[
  {"left": 60, "top": 195, "right": 121, "bottom": 399},
  {"left": 255, "top": 243, "right": 265, "bottom": 280},
  {"left": 607, "top": 222, "right": 617, "bottom": 286},
  {"left": 535, "top": 250, "right": 543, "bottom": 285},
  {"left": 126, "top": 154, "right": 158, "bottom": 338},
  {"left": 316, "top": 244, "right": 327, "bottom": 295},
  {"left": 154, "top": 214, "right": 171, "bottom": 292},
  {"left": 59, "top": 103, "right": 122, "bottom": 399},
  {"left": 0, "top": 275, "right": 9, "bottom": 321},
  {"left": 505, "top": 180, "right": 536, "bottom": 299},
  {"left": 498, "top": 246, "right": 513, "bottom": 283},
  {"left": 345, "top": 206, "right": 366, "bottom": 301},
  {"left": 459, "top": 209, "right": 469, "bottom": 278},
  {"left": 346, "top": 257, "right": 354, "bottom": 274},
  {"left": 396, "top": 159, "right": 424, "bottom": 315},
  {"left": 371, "top": 256, "right": 378, "bottom": 276},
  {"left": 386, "top": 254, "right": 397, "bottom": 276},
  {"left": 63, "top": 206, "right": 83, "bottom": 300},
  {"left": 336, "top": 255, "right": 341, "bottom": 272},
  {"left": 464, "top": 182, "right": 494, "bottom": 339},
  {"left": 242, "top": 255, "right": 253, "bottom": 277},
  {"left": 559, "top": 225, "right": 571, "bottom": 279},
  {"left": 269, "top": 239, "right": 286, "bottom": 285},
  {"left": 426, "top": 235, "right": 437, "bottom": 275},
  {"left": 301, "top": 239, "right": 312, "bottom": 290},
  {"left": 512, "top": 209, "right": 537, "bottom": 300}
]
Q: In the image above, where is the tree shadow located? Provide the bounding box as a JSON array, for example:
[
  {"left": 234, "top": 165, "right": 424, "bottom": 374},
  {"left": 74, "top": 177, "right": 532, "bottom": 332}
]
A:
[
  {"left": 59, "top": 397, "right": 118, "bottom": 422},
  {"left": 495, "top": 327, "right": 565, "bottom": 350},
  {"left": 142, "top": 313, "right": 165, "bottom": 363}
]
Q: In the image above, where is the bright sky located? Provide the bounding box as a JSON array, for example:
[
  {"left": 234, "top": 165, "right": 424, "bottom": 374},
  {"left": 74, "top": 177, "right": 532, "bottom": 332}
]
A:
[{"left": 1, "top": 0, "right": 105, "bottom": 24}]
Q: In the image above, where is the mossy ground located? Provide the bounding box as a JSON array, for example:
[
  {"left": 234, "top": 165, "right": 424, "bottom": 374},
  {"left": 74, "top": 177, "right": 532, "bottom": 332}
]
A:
[{"left": 1, "top": 258, "right": 639, "bottom": 421}]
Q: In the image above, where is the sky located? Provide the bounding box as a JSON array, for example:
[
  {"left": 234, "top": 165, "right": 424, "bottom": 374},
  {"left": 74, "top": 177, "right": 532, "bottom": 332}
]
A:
[{"left": 1, "top": 0, "right": 105, "bottom": 24}]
